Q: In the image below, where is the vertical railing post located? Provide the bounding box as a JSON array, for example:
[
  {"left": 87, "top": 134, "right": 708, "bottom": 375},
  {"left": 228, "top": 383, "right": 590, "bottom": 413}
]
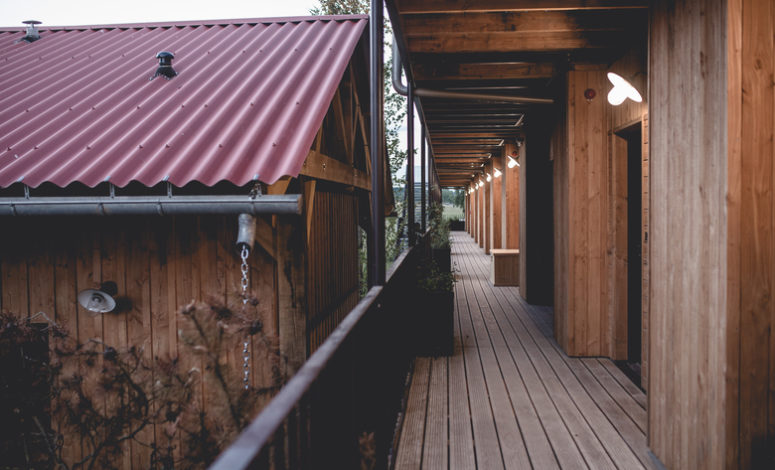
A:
[
  {"left": 407, "top": 85, "right": 415, "bottom": 245},
  {"left": 369, "top": 0, "right": 385, "bottom": 286},
  {"left": 421, "top": 127, "right": 427, "bottom": 235}
]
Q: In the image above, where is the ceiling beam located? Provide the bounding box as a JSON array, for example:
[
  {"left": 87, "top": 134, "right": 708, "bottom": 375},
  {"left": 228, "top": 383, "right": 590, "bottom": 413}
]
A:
[
  {"left": 403, "top": 10, "right": 643, "bottom": 35},
  {"left": 407, "top": 30, "right": 632, "bottom": 53},
  {"left": 413, "top": 61, "right": 555, "bottom": 81},
  {"left": 394, "top": 0, "right": 648, "bottom": 14}
]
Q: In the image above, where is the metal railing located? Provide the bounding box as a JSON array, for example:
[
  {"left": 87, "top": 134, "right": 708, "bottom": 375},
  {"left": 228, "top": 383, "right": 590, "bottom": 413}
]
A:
[{"left": 210, "top": 239, "right": 426, "bottom": 469}]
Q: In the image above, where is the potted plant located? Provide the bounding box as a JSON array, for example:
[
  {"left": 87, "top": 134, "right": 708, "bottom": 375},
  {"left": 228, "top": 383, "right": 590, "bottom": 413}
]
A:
[
  {"left": 414, "top": 259, "right": 455, "bottom": 356},
  {"left": 429, "top": 202, "right": 451, "bottom": 273}
]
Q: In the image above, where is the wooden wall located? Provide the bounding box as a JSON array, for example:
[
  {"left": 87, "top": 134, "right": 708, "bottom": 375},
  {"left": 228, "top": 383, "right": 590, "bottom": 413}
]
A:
[
  {"left": 306, "top": 189, "right": 360, "bottom": 353},
  {"left": 504, "top": 143, "right": 520, "bottom": 251},
  {"left": 490, "top": 157, "right": 503, "bottom": 251},
  {"left": 649, "top": 0, "right": 729, "bottom": 468},
  {"left": 552, "top": 50, "right": 649, "bottom": 362},
  {"left": 483, "top": 160, "right": 492, "bottom": 254},
  {"left": 1, "top": 215, "right": 286, "bottom": 467},
  {"left": 0, "top": 188, "right": 360, "bottom": 466},
  {"left": 553, "top": 68, "right": 611, "bottom": 356}
]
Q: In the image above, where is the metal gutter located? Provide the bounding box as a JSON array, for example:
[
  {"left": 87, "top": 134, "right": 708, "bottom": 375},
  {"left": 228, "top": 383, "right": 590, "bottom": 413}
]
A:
[{"left": 0, "top": 194, "right": 302, "bottom": 216}]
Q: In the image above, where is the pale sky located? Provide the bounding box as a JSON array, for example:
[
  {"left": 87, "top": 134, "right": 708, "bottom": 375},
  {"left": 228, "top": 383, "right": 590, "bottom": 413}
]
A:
[{"left": 0, "top": 0, "right": 320, "bottom": 27}]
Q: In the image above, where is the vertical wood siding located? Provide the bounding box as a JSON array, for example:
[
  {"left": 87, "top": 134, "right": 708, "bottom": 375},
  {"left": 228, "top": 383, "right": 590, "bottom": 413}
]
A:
[
  {"left": 0, "top": 215, "right": 285, "bottom": 467},
  {"left": 649, "top": 1, "right": 728, "bottom": 468}
]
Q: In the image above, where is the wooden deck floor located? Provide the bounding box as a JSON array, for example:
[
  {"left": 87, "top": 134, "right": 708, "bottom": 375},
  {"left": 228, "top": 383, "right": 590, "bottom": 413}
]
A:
[{"left": 394, "top": 232, "right": 654, "bottom": 470}]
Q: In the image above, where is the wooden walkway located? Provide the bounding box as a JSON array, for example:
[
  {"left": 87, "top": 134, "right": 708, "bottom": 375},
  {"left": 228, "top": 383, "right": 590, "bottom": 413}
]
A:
[{"left": 394, "top": 232, "right": 654, "bottom": 470}]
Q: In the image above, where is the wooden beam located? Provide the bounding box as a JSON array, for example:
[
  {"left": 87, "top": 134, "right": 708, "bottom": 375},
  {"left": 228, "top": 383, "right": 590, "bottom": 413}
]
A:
[
  {"left": 254, "top": 216, "right": 276, "bottom": 260},
  {"left": 414, "top": 61, "right": 555, "bottom": 81},
  {"left": 304, "top": 179, "right": 317, "bottom": 244},
  {"left": 300, "top": 150, "right": 371, "bottom": 190},
  {"left": 395, "top": 0, "right": 648, "bottom": 14},
  {"left": 403, "top": 10, "right": 643, "bottom": 35},
  {"left": 407, "top": 30, "right": 630, "bottom": 53},
  {"left": 267, "top": 176, "right": 291, "bottom": 195}
]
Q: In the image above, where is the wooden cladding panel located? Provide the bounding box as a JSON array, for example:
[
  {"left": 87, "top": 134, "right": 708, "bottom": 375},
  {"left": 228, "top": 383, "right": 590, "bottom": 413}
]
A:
[
  {"left": 729, "top": 0, "right": 775, "bottom": 467},
  {"left": 0, "top": 215, "right": 290, "bottom": 467},
  {"left": 306, "top": 190, "right": 359, "bottom": 353},
  {"left": 649, "top": 1, "right": 728, "bottom": 468},
  {"left": 491, "top": 157, "right": 503, "bottom": 251},
  {"left": 504, "top": 144, "right": 520, "bottom": 251},
  {"left": 554, "top": 69, "right": 610, "bottom": 356}
]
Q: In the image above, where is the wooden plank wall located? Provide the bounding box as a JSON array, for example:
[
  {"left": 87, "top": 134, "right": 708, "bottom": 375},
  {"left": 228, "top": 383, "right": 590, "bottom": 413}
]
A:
[
  {"left": 649, "top": 0, "right": 728, "bottom": 468},
  {"left": 553, "top": 68, "right": 611, "bottom": 356},
  {"left": 306, "top": 189, "right": 360, "bottom": 353},
  {"left": 484, "top": 160, "right": 493, "bottom": 254},
  {"left": 504, "top": 143, "right": 520, "bottom": 251},
  {"left": 552, "top": 48, "right": 649, "bottom": 363},
  {"left": 490, "top": 156, "right": 503, "bottom": 251},
  {"left": 727, "top": 0, "right": 775, "bottom": 467},
  {"left": 0, "top": 215, "right": 288, "bottom": 467}
]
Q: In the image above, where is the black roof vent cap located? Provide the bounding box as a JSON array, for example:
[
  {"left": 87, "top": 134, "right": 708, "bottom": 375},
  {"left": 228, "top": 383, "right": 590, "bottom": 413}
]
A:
[
  {"left": 150, "top": 51, "right": 177, "bottom": 81},
  {"left": 21, "top": 20, "right": 41, "bottom": 43}
]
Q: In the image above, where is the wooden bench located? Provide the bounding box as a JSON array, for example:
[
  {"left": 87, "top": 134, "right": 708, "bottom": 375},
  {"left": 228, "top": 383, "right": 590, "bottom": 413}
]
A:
[{"left": 490, "top": 249, "right": 519, "bottom": 286}]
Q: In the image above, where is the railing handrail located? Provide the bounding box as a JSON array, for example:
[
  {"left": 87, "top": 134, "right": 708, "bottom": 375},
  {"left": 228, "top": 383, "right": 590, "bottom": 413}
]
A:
[{"left": 209, "top": 245, "right": 417, "bottom": 469}]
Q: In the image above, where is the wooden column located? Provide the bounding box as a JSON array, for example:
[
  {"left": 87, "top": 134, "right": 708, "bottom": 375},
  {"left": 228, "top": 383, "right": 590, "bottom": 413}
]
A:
[
  {"left": 552, "top": 68, "right": 611, "bottom": 356},
  {"left": 478, "top": 182, "right": 485, "bottom": 248},
  {"left": 491, "top": 155, "right": 504, "bottom": 250},
  {"left": 504, "top": 143, "right": 520, "bottom": 250},
  {"left": 484, "top": 162, "right": 492, "bottom": 254},
  {"left": 648, "top": 0, "right": 775, "bottom": 468}
]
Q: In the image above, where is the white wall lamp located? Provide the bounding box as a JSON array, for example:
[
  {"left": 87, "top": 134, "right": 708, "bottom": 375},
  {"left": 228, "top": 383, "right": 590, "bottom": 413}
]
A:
[
  {"left": 493, "top": 168, "right": 502, "bottom": 178},
  {"left": 507, "top": 153, "right": 520, "bottom": 168},
  {"left": 485, "top": 172, "right": 492, "bottom": 182},
  {"left": 607, "top": 72, "right": 642, "bottom": 106}
]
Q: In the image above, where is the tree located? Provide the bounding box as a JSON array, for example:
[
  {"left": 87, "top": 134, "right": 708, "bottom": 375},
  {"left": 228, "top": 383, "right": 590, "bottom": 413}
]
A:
[{"left": 310, "top": 0, "right": 407, "bottom": 187}]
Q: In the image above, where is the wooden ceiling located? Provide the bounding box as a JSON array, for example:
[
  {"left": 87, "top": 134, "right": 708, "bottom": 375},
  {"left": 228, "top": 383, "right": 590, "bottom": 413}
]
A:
[{"left": 386, "top": 0, "right": 648, "bottom": 187}]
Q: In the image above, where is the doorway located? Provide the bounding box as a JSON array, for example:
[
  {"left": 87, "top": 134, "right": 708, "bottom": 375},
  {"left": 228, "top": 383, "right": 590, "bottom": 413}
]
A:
[{"left": 614, "top": 123, "right": 643, "bottom": 387}]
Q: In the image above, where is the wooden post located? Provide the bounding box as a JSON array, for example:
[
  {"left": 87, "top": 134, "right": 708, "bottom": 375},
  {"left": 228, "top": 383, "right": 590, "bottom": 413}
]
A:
[{"left": 276, "top": 216, "right": 307, "bottom": 374}]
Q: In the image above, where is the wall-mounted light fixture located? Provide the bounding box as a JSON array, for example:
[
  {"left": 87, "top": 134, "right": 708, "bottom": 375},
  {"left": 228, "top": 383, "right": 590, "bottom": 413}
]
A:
[
  {"left": 493, "top": 168, "right": 502, "bottom": 178},
  {"left": 485, "top": 172, "right": 492, "bottom": 182},
  {"left": 78, "top": 282, "right": 118, "bottom": 313},
  {"left": 607, "top": 72, "right": 642, "bottom": 106},
  {"left": 507, "top": 153, "right": 520, "bottom": 168}
]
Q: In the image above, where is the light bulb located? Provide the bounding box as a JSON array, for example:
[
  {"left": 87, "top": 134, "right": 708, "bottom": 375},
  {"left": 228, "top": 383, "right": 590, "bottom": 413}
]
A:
[
  {"left": 493, "top": 168, "right": 502, "bottom": 178},
  {"left": 607, "top": 72, "right": 642, "bottom": 106}
]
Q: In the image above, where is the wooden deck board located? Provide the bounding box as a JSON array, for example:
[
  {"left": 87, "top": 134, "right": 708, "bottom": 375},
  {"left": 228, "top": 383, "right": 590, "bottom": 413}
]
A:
[
  {"left": 422, "top": 358, "right": 449, "bottom": 470},
  {"left": 395, "top": 233, "right": 654, "bottom": 470}
]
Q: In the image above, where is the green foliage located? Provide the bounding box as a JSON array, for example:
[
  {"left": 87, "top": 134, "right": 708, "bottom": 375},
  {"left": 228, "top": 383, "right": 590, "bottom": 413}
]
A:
[
  {"left": 429, "top": 201, "right": 450, "bottom": 249},
  {"left": 312, "top": 0, "right": 409, "bottom": 288},
  {"left": 416, "top": 259, "right": 455, "bottom": 293},
  {"left": 441, "top": 188, "right": 465, "bottom": 208},
  {"left": 309, "top": 0, "right": 369, "bottom": 15}
]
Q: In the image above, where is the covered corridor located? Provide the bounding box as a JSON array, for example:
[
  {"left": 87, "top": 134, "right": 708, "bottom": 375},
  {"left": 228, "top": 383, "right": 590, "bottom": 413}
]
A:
[{"left": 395, "top": 232, "right": 653, "bottom": 470}]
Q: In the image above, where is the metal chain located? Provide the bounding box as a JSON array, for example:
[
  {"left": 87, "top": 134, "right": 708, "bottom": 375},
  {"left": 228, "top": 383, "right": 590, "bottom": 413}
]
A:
[
  {"left": 240, "top": 245, "right": 250, "bottom": 305},
  {"left": 240, "top": 244, "right": 250, "bottom": 389}
]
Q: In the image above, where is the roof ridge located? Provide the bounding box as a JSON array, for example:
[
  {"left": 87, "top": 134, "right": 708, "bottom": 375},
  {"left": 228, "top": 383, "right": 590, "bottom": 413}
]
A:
[{"left": 0, "top": 14, "right": 369, "bottom": 33}]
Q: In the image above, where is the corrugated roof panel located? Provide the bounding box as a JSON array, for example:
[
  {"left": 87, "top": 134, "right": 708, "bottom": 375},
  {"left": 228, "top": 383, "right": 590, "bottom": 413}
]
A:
[{"left": 0, "top": 16, "right": 368, "bottom": 188}]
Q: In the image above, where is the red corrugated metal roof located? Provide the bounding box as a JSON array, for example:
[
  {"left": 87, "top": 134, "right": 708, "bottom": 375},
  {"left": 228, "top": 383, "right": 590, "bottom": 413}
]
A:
[{"left": 0, "top": 15, "right": 368, "bottom": 188}]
